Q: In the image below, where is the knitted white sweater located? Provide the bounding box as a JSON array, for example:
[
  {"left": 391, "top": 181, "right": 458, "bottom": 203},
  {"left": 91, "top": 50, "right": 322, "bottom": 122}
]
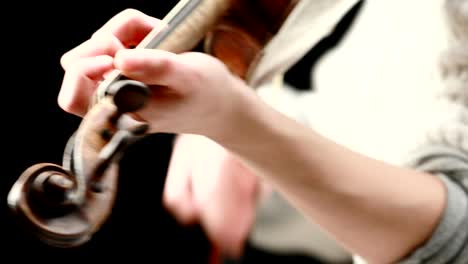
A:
[{"left": 248, "top": 0, "right": 468, "bottom": 263}]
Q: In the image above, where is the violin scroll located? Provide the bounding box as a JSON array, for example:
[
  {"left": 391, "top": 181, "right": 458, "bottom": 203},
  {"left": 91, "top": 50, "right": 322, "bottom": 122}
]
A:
[
  {"left": 8, "top": 80, "right": 151, "bottom": 247},
  {"left": 8, "top": 163, "right": 92, "bottom": 247}
]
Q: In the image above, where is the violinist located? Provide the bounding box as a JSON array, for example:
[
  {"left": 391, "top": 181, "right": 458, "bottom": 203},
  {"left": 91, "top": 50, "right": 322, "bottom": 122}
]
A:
[{"left": 57, "top": 0, "right": 468, "bottom": 263}]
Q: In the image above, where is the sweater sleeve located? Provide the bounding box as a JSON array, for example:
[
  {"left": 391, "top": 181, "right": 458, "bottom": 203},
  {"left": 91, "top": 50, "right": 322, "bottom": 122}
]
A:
[
  {"left": 396, "top": 114, "right": 468, "bottom": 263},
  {"left": 399, "top": 173, "right": 468, "bottom": 264}
]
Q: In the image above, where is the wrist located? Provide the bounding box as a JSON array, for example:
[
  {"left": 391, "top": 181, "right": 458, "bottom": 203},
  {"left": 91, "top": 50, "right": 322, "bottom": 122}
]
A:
[{"left": 207, "top": 76, "right": 267, "bottom": 145}]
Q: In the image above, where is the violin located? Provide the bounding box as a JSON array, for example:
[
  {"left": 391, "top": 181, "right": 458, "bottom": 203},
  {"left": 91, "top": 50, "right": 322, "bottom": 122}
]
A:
[{"left": 7, "top": 0, "right": 298, "bottom": 248}]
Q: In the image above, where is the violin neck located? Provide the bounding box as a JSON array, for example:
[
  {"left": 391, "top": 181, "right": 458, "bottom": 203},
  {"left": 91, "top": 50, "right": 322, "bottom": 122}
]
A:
[{"left": 138, "top": 0, "right": 202, "bottom": 49}]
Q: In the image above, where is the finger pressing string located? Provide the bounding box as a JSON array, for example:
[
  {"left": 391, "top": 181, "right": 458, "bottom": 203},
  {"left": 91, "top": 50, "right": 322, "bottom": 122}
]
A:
[
  {"left": 92, "top": 8, "right": 163, "bottom": 48},
  {"left": 60, "top": 36, "right": 125, "bottom": 70},
  {"left": 58, "top": 55, "right": 114, "bottom": 116},
  {"left": 61, "top": 9, "right": 162, "bottom": 70}
]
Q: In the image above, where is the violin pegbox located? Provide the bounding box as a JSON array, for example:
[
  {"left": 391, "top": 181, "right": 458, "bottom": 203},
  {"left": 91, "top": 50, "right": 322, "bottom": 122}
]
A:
[{"left": 7, "top": 79, "right": 151, "bottom": 248}]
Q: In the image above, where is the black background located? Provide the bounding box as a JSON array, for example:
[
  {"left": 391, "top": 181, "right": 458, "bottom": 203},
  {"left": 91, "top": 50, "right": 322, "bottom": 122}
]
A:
[{"left": 2, "top": 1, "right": 213, "bottom": 263}]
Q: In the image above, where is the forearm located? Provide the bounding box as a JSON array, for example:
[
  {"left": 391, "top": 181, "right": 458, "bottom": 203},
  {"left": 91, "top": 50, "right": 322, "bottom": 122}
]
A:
[{"left": 212, "top": 87, "right": 447, "bottom": 264}]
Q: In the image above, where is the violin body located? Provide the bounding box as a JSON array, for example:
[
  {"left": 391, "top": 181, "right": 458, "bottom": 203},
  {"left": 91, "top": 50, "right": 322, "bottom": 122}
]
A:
[
  {"left": 205, "top": 0, "right": 299, "bottom": 80},
  {"left": 7, "top": 0, "right": 298, "bottom": 248}
]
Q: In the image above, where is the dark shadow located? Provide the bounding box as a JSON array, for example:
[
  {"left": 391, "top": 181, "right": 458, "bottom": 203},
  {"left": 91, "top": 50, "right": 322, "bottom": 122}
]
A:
[{"left": 284, "top": 0, "right": 365, "bottom": 90}]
